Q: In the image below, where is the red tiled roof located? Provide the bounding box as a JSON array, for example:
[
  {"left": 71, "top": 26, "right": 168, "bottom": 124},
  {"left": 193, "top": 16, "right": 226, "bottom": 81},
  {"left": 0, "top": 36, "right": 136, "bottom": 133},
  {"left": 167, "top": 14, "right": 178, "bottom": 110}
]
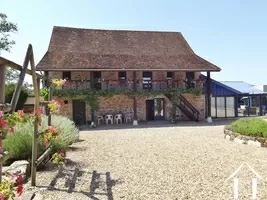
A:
[{"left": 36, "top": 26, "right": 220, "bottom": 71}]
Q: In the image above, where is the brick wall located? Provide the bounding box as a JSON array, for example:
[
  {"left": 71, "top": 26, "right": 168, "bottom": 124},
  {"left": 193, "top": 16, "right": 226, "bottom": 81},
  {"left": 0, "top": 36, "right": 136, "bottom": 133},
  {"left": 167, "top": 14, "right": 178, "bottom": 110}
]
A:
[
  {"left": 53, "top": 97, "right": 73, "bottom": 119},
  {"left": 71, "top": 71, "right": 90, "bottom": 80},
  {"left": 48, "top": 70, "right": 205, "bottom": 122},
  {"left": 181, "top": 94, "right": 205, "bottom": 120},
  {"left": 102, "top": 71, "right": 118, "bottom": 80},
  {"left": 48, "top": 71, "right": 62, "bottom": 79},
  {"left": 53, "top": 94, "right": 205, "bottom": 123}
]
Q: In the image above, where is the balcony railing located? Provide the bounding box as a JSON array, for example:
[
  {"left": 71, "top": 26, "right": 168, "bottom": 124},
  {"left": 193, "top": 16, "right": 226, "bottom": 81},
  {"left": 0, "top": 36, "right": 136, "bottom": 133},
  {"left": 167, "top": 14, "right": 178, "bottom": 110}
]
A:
[{"left": 61, "top": 79, "right": 203, "bottom": 91}]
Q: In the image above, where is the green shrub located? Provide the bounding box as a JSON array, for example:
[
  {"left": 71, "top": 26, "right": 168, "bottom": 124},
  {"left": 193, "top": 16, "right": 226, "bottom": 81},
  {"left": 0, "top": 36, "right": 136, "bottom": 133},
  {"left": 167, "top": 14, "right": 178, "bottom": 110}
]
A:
[
  {"left": 50, "top": 139, "right": 69, "bottom": 154},
  {"left": 231, "top": 118, "right": 267, "bottom": 138},
  {"left": 5, "top": 83, "right": 29, "bottom": 111},
  {"left": 3, "top": 115, "right": 79, "bottom": 165},
  {"left": 3, "top": 131, "right": 46, "bottom": 165},
  {"left": 41, "top": 115, "right": 79, "bottom": 145}
]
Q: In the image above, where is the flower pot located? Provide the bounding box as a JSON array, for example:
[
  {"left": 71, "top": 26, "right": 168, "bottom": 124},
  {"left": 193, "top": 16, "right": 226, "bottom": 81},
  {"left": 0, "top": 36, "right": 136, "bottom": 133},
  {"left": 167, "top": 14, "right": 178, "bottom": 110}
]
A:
[{"left": 0, "top": 129, "right": 8, "bottom": 139}]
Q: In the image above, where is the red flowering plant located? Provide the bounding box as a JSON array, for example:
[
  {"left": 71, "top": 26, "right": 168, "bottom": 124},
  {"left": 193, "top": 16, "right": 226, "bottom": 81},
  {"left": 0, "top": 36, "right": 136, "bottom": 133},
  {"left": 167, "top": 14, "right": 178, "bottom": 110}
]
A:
[
  {"left": 52, "top": 149, "right": 66, "bottom": 167},
  {"left": 41, "top": 126, "right": 60, "bottom": 147},
  {"left": 0, "top": 110, "right": 31, "bottom": 139},
  {"left": 0, "top": 174, "right": 23, "bottom": 199}
]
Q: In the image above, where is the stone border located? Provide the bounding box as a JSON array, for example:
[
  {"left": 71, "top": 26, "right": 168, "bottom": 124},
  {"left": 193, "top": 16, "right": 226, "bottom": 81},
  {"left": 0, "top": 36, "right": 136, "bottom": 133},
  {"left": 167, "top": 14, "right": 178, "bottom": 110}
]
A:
[{"left": 224, "top": 127, "right": 267, "bottom": 148}]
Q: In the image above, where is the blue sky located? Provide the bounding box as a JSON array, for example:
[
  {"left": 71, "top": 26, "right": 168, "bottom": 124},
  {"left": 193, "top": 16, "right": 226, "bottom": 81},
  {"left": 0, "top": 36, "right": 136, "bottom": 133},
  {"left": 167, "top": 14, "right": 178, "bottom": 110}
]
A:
[{"left": 1, "top": 0, "right": 267, "bottom": 85}]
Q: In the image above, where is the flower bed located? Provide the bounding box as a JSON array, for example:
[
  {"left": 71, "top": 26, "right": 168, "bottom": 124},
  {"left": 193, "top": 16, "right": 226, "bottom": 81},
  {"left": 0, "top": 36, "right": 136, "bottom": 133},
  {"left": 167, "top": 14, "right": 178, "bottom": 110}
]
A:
[
  {"left": 0, "top": 174, "right": 23, "bottom": 199},
  {"left": 224, "top": 118, "right": 267, "bottom": 147}
]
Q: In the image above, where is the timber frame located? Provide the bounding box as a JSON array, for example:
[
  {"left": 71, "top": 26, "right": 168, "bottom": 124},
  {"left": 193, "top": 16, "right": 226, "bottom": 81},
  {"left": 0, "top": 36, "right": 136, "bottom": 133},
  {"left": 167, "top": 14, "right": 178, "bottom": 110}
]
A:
[{"left": 0, "top": 44, "right": 54, "bottom": 186}]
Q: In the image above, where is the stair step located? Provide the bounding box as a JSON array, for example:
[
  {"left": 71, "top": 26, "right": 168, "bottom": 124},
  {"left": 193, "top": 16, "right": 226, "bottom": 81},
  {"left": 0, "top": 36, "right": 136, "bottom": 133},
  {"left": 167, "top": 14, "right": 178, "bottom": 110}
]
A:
[{"left": 165, "top": 93, "right": 199, "bottom": 122}]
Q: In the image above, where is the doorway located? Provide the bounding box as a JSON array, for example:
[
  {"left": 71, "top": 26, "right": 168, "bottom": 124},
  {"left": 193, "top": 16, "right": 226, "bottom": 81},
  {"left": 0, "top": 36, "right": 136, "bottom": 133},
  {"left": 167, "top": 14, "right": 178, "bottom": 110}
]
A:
[
  {"left": 91, "top": 72, "right": 102, "bottom": 90},
  {"left": 146, "top": 100, "right": 154, "bottom": 120},
  {"left": 146, "top": 98, "right": 165, "bottom": 121},
  {"left": 143, "top": 71, "right": 153, "bottom": 90},
  {"left": 73, "top": 100, "right": 86, "bottom": 125}
]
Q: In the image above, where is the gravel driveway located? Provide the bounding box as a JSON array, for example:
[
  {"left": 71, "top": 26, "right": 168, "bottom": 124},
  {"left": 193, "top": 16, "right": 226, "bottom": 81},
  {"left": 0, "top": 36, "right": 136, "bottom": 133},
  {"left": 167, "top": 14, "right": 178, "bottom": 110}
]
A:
[{"left": 27, "top": 122, "right": 267, "bottom": 200}]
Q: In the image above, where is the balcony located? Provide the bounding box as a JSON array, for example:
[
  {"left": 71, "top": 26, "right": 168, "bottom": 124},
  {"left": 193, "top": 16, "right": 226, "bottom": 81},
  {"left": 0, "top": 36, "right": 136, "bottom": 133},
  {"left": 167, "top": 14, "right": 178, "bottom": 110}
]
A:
[{"left": 61, "top": 79, "right": 203, "bottom": 91}]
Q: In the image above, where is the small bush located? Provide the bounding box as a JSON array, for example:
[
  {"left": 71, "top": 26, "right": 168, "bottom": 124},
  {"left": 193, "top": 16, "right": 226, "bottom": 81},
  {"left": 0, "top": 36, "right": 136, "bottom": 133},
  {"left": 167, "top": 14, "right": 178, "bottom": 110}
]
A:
[
  {"left": 3, "top": 131, "right": 46, "bottom": 165},
  {"left": 231, "top": 118, "right": 267, "bottom": 138},
  {"left": 3, "top": 115, "right": 79, "bottom": 165},
  {"left": 42, "top": 115, "right": 79, "bottom": 145},
  {"left": 50, "top": 139, "right": 69, "bottom": 153}
]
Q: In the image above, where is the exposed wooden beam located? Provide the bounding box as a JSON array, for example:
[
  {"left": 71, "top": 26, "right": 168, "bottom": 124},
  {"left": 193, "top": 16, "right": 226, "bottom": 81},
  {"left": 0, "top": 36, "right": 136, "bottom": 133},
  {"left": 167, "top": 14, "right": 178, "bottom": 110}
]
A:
[
  {"left": 29, "top": 45, "right": 40, "bottom": 187},
  {"left": 133, "top": 71, "right": 138, "bottom": 124},
  {"left": 0, "top": 64, "right": 5, "bottom": 183},
  {"left": 0, "top": 57, "right": 46, "bottom": 79},
  {"left": 206, "top": 71, "right": 212, "bottom": 119},
  {"left": 10, "top": 45, "right": 32, "bottom": 113}
]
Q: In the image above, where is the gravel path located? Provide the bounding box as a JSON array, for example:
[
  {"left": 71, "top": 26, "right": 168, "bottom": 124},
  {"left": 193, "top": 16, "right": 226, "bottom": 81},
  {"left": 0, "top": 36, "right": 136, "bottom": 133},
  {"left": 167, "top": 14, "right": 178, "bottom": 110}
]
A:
[{"left": 25, "top": 122, "right": 267, "bottom": 199}]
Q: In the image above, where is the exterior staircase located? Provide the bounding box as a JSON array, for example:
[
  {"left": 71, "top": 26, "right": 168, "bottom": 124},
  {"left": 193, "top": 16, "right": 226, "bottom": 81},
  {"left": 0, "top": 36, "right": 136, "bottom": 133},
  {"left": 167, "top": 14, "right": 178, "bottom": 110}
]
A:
[{"left": 165, "top": 93, "right": 200, "bottom": 122}]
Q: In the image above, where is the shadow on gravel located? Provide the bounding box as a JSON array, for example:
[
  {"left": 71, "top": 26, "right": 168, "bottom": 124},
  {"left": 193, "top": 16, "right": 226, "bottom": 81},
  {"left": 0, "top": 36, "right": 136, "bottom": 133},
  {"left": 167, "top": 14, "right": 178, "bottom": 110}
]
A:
[
  {"left": 84, "top": 170, "right": 123, "bottom": 200},
  {"left": 68, "top": 146, "right": 84, "bottom": 152},
  {"left": 79, "top": 119, "right": 236, "bottom": 132},
  {"left": 37, "top": 167, "right": 122, "bottom": 200}
]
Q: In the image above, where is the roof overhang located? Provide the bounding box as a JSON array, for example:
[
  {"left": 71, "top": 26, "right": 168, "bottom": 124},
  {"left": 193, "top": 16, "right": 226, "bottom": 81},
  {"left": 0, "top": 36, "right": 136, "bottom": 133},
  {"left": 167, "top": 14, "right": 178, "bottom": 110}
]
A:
[{"left": 36, "top": 68, "right": 221, "bottom": 72}]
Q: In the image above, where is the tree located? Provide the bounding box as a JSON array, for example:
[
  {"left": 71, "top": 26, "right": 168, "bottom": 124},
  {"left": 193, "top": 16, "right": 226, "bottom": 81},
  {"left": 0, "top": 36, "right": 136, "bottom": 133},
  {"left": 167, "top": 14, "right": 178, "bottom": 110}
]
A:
[
  {"left": 5, "top": 83, "right": 28, "bottom": 111},
  {"left": 0, "top": 13, "right": 19, "bottom": 82},
  {"left": 0, "top": 13, "right": 17, "bottom": 52},
  {"left": 5, "top": 67, "right": 19, "bottom": 83},
  {"left": 0, "top": 13, "right": 31, "bottom": 109}
]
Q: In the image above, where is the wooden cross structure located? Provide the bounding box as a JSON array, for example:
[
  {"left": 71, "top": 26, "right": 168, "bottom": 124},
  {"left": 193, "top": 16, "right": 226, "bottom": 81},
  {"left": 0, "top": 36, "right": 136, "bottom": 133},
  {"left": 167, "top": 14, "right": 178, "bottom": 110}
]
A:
[{"left": 0, "top": 44, "right": 53, "bottom": 186}]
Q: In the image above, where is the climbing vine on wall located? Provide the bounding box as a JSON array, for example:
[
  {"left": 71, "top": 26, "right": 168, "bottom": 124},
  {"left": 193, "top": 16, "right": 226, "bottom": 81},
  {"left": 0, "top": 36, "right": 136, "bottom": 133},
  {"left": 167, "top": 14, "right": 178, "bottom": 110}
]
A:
[{"left": 49, "top": 87, "right": 202, "bottom": 114}]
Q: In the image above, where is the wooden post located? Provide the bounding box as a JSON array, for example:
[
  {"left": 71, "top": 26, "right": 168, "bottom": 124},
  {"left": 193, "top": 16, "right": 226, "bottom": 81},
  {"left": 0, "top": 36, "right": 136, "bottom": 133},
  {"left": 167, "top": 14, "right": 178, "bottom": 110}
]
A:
[
  {"left": 132, "top": 71, "right": 138, "bottom": 125},
  {"left": 44, "top": 71, "right": 50, "bottom": 119},
  {"left": 206, "top": 71, "right": 212, "bottom": 123},
  {"left": 10, "top": 46, "right": 32, "bottom": 113},
  {"left": 28, "top": 44, "right": 40, "bottom": 186},
  {"left": 235, "top": 95, "right": 238, "bottom": 117},
  {"left": 0, "top": 64, "right": 5, "bottom": 183},
  {"left": 259, "top": 94, "right": 263, "bottom": 116},
  {"left": 47, "top": 86, "right": 52, "bottom": 126}
]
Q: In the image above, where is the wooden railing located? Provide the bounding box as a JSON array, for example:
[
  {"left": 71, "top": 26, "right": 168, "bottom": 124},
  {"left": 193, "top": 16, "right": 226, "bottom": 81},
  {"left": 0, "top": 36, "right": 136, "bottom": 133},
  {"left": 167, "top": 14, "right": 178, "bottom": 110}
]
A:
[
  {"left": 177, "top": 94, "right": 200, "bottom": 121},
  {"left": 61, "top": 79, "right": 203, "bottom": 91}
]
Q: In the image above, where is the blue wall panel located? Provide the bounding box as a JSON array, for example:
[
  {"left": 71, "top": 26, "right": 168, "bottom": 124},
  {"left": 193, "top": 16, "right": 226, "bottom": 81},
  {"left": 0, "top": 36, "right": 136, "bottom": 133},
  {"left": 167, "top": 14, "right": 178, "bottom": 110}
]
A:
[{"left": 203, "top": 80, "right": 240, "bottom": 96}]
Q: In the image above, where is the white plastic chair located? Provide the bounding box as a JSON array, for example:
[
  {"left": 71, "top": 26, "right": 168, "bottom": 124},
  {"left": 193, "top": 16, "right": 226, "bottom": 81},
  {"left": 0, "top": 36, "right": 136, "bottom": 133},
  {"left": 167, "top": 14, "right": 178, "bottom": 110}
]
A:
[
  {"left": 114, "top": 114, "right": 123, "bottom": 124},
  {"left": 105, "top": 114, "right": 113, "bottom": 124},
  {"left": 124, "top": 114, "right": 132, "bottom": 123},
  {"left": 97, "top": 115, "right": 104, "bottom": 125}
]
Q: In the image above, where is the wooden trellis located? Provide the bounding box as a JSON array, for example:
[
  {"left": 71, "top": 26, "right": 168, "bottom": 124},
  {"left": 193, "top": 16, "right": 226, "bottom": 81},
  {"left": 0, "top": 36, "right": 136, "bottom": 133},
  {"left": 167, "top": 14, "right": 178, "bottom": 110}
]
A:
[{"left": 0, "top": 44, "right": 53, "bottom": 186}]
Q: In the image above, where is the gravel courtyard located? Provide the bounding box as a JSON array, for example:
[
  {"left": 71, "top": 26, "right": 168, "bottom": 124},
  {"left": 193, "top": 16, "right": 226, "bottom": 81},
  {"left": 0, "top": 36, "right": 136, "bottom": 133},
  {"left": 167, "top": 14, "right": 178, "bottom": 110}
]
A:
[{"left": 28, "top": 121, "right": 267, "bottom": 200}]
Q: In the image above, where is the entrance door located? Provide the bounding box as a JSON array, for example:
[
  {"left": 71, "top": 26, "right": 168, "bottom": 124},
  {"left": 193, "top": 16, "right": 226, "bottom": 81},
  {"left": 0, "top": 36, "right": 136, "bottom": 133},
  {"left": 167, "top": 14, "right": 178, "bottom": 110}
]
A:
[
  {"left": 146, "top": 100, "right": 155, "bottom": 120},
  {"left": 73, "top": 100, "right": 86, "bottom": 125},
  {"left": 154, "top": 98, "right": 164, "bottom": 120}
]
